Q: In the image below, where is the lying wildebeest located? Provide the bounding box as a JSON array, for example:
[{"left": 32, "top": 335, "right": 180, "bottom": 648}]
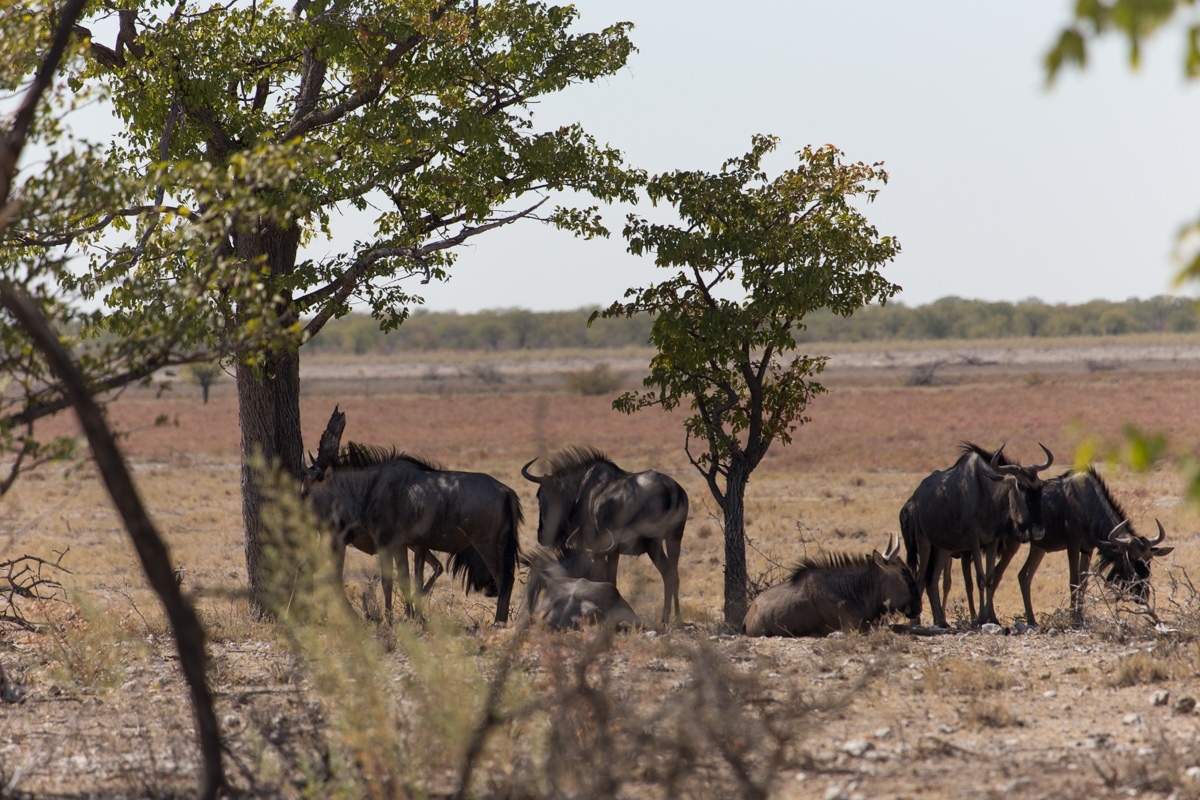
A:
[
  {"left": 742, "top": 534, "right": 919, "bottom": 637},
  {"left": 521, "top": 446, "right": 688, "bottom": 624},
  {"left": 1016, "top": 468, "right": 1173, "bottom": 625},
  {"left": 901, "top": 442, "right": 1053, "bottom": 628},
  {"left": 304, "top": 409, "right": 519, "bottom": 623},
  {"left": 524, "top": 548, "right": 641, "bottom": 631}
]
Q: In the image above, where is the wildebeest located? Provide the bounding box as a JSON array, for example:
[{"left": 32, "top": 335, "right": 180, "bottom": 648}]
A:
[
  {"left": 1016, "top": 468, "right": 1173, "bottom": 625},
  {"left": 901, "top": 442, "right": 1053, "bottom": 628},
  {"left": 304, "top": 409, "right": 520, "bottom": 623},
  {"left": 742, "top": 534, "right": 920, "bottom": 637},
  {"left": 523, "top": 548, "right": 641, "bottom": 631},
  {"left": 521, "top": 446, "right": 688, "bottom": 624}
]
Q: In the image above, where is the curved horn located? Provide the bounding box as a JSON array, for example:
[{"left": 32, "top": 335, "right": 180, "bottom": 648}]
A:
[
  {"left": 1032, "top": 443, "right": 1054, "bottom": 472},
  {"left": 989, "top": 443, "right": 1023, "bottom": 476},
  {"left": 1107, "top": 519, "right": 1132, "bottom": 545},
  {"left": 520, "top": 457, "right": 544, "bottom": 484},
  {"left": 1150, "top": 519, "right": 1166, "bottom": 546}
]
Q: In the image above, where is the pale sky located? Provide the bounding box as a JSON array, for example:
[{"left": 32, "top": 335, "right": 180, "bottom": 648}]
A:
[{"left": 393, "top": 1, "right": 1200, "bottom": 313}]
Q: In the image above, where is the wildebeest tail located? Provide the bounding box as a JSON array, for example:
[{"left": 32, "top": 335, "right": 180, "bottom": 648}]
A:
[
  {"left": 451, "top": 547, "right": 498, "bottom": 596},
  {"left": 499, "top": 489, "right": 522, "bottom": 599},
  {"left": 899, "top": 501, "right": 918, "bottom": 574}
]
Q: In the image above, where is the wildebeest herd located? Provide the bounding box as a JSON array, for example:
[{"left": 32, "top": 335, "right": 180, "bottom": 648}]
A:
[{"left": 302, "top": 407, "right": 1173, "bottom": 636}]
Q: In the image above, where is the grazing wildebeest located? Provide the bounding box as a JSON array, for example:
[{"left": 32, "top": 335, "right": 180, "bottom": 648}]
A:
[
  {"left": 521, "top": 446, "right": 688, "bottom": 624},
  {"left": 1016, "top": 468, "right": 1173, "bottom": 625},
  {"left": 303, "top": 410, "right": 520, "bottom": 623},
  {"left": 523, "top": 548, "right": 641, "bottom": 631},
  {"left": 901, "top": 442, "right": 1053, "bottom": 628},
  {"left": 742, "top": 534, "right": 920, "bottom": 637}
]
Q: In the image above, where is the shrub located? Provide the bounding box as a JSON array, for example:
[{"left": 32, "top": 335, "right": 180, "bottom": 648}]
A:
[{"left": 565, "top": 363, "right": 622, "bottom": 396}]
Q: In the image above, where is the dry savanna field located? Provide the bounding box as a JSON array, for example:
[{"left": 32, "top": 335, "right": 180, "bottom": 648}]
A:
[{"left": 5, "top": 336, "right": 1200, "bottom": 798}]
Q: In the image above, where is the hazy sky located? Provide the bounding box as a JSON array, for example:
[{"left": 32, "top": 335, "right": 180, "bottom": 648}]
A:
[{"left": 383, "top": 1, "right": 1200, "bottom": 313}]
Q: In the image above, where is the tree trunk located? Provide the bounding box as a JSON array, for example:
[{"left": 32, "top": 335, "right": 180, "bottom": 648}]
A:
[
  {"left": 237, "top": 346, "right": 304, "bottom": 618},
  {"left": 722, "top": 459, "right": 752, "bottom": 630},
  {"left": 201, "top": 383, "right": 210, "bottom": 404}
]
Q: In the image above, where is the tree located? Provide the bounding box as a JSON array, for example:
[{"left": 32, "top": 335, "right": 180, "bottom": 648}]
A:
[
  {"left": 186, "top": 363, "right": 224, "bottom": 404},
  {"left": 1, "top": 2, "right": 224, "bottom": 794},
  {"left": 598, "top": 135, "right": 901, "bottom": 627},
  {"left": 47, "top": 0, "right": 643, "bottom": 613}
]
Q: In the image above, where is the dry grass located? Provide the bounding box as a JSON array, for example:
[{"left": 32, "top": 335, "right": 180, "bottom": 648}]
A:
[{"left": 5, "top": 346, "right": 1200, "bottom": 796}]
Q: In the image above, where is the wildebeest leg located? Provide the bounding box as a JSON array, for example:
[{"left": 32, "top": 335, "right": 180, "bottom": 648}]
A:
[
  {"left": 941, "top": 555, "right": 977, "bottom": 621},
  {"left": 378, "top": 549, "right": 394, "bottom": 622},
  {"left": 1069, "top": 546, "right": 1093, "bottom": 625},
  {"left": 970, "top": 542, "right": 992, "bottom": 626},
  {"left": 666, "top": 532, "right": 683, "bottom": 622},
  {"left": 925, "top": 546, "right": 953, "bottom": 628},
  {"left": 411, "top": 547, "right": 443, "bottom": 595},
  {"left": 1018, "top": 546, "right": 1046, "bottom": 626},
  {"left": 645, "top": 541, "right": 677, "bottom": 625},
  {"left": 983, "top": 540, "right": 1020, "bottom": 626}
]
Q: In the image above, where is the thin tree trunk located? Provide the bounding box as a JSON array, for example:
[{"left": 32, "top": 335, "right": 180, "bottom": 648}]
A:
[
  {"left": 0, "top": 286, "right": 226, "bottom": 799},
  {"left": 722, "top": 459, "right": 751, "bottom": 630},
  {"left": 237, "top": 346, "right": 304, "bottom": 618}
]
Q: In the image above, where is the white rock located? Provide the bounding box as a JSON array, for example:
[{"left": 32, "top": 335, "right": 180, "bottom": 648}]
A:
[
  {"left": 1043, "top": 690, "right": 1057, "bottom": 698},
  {"left": 1123, "top": 713, "right": 1143, "bottom": 726},
  {"left": 824, "top": 787, "right": 849, "bottom": 800},
  {"left": 981, "top": 623, "right": 1004, "bottom": 635},
  {"left": 1151, "top": 690, "right": 1170, "bottom": 707},
  {"left": 842, "top": 739, "right": 874, "bottom": 758}
]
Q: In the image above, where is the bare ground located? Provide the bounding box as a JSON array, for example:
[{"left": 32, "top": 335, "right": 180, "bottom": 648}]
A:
[{"left": 4, "top": 336, "right": 1200, "bottom": 798}]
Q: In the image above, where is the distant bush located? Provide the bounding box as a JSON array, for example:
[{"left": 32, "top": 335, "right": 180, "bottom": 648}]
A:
[
  {"left": 565, "top": 364, "right": 622, "bottom": 396},
  {"left": 305, "top": 295, "right": 1200, "bottom": 354}
]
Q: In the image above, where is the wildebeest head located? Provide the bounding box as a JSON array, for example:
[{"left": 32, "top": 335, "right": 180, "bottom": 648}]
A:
[
  {"left": 874, "top": 532, "right": 923, "bottom": 622},
  {"left": 1099, "top": 519, "right": 1173, "bottom": 604},
  {"left": 521, "top": 446, "right": 614, "bottom": 547},
  {"left": 982, "top": 442, "right": 1054, "bottom": 542}
]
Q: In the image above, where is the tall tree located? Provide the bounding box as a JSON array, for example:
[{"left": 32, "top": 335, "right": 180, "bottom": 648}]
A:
[
  {"left": 46, "top": 0, "right": 642, "bottom": 613},
  {"left": 598, "top": 136, "right": 900, "bottom": 627}
]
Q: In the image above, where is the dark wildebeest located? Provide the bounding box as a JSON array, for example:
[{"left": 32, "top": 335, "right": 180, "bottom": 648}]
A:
[
  {"left": 521, "top": 446, "right": 688, "bottom": 624},
  {"left": 741, "top": 534, "right": 920, "bottom": 637},
  {"left": 901, "top": 442, "right": 1053, "bottom": 628},
  {"left": 523, "top": 548, "right": 641, "bottom": 631},
  {"left": 1016, "top": 468, "right": 1173, "bottom": 625},
  {"left": 303, "top": 410, "right": 519, "bottom": 623}
]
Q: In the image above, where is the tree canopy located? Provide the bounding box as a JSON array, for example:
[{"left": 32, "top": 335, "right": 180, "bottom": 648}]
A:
[{"left": 599, "top": 135, "right": 900, "bottom": 624}]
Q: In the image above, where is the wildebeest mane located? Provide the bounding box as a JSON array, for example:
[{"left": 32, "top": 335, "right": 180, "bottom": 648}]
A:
[
  {"left": 1083, "top": 466, "right": 1140, "bottom": 577},
  {"left": 956, "top": 441, "right": 1009, "bottom": 467},
  {"left": 543, "top": 445, "right": 616, "bottom": 482},
  {"left": 788, "top": 551, "right": 878, "bottom": 583},
  {"left": 334, "top": 441, "right": 444, "bottom": 471}
]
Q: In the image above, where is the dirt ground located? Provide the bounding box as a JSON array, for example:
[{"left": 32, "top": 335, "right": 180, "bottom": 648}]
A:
[{"left": 4, "top": 336, "right": 1200, "bottom": 798}]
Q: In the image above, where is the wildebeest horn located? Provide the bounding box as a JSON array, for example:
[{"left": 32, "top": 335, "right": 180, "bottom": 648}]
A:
[
  {"left": 989, "top": 443, "right": 1022, "bottom": 476},
  {"left": 1031, "top": 443, "right": 1054, "bottom": 472},
  {"left": 521, "top": 458, "right": 543, "bottom": 484},
  {"left": 1150, "top": 519, "right": 1166, "bottom": 546},
  {"left": 1107, "top": 519, "right": 1132, "bottom": 545},
  {"left": 883, "top": 532, "right": 899, "bottom": 560}
]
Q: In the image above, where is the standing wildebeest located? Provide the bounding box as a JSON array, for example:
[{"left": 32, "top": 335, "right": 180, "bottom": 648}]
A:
[
  {"left": 303, "top": 410, "right": 520, "bottom": 623},
  {"left": 523, "top": 548, "right": 641, "bottom": 630},
  {"left": 1017, "top": 468, "right": 1173, "bottom": 625},
  {"left": 742, "top": 534, "right": 920, "bottom": 637},
  {"left": 521, "top": 446, "right": 688, "bottom": 624},
  {"left": 901, "top": 442, "right": 1053, "bottom": 628}
]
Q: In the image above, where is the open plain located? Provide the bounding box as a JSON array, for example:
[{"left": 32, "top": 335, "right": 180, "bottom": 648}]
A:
[{"left": 4, "top": 335, "right": 1200, "bottom": 798}]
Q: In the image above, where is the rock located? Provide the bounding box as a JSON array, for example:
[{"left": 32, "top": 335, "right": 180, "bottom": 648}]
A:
[
  {"left": 824, "top": 787, "right": 849, "bottom": 800},
  {"left": 1184, "top": 766, "right": 1200, "bottom": 781},
  {"left": 1150, "top": 690, "right": 1170, "bottom": 707},
  {"left": 981, "top": 623, "right": 1004, "bottom": 635},
  {"left": 1043, "top": 690, "right": 1057, "bottom": 698},
  {"left": 1123, "top": 713, "right": 1143, "bottom": 726},
  {"left": 1012, "top": 621, "right": 1036, "bottom": 634},
  {"left": 1174, "top": 696, "right": 1196, "bottom": 715},
  {"left": 842, "top": 739, "right": 874, "bottom": 758}
]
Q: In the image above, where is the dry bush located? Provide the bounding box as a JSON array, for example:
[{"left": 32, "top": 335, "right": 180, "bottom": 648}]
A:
[
  {"left": 565, "top": 363, "right": 622, "bottom": 396},
  {"left": 965, "top": 697, "right": 1022, "bottom": 729},
  {"left": 935, "top": 658, "right": 1015, "bottom": 695},
  {"left": 1, "top": 550, "right": 69, "bottom": 632}
]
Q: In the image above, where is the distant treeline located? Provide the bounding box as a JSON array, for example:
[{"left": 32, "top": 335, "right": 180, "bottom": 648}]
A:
[{"left": 308, "top": 295, "right": 1198, "bottom": 354}]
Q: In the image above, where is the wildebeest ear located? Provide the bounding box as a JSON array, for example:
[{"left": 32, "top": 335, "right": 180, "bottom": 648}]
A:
[
  {"left": 1151, "top": 546, "right": 1174, "bottom": 557},
  {"left": 870, "top": 550, "right": 888, "bottom": 567},
  {"left": 984, "top": 471, "right": 1008, "bottom": 483},
  {"left": 320, "top": 464, "right": 333, "bottom": 482}
]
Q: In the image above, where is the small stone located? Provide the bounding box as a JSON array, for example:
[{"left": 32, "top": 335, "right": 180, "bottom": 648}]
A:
[
  {"left": 981, "top": 623, "right": 1004, "bottom": 635},
  {"left": 874, "top": 727, "right": 892, "bottom": 739},
  {"left": 1044, "top": 690, "right": 1057, "bottom": 698},
  {"left": 644, "top": 630, "right": 658, "bottom": 638},
  {"left": 1123, "top": 713, "right": 1143, "bottom": 726},
  {"left": 842, "top": 739, "right": 874, "bottom": 758},
  {"left": 1184, "top": 766, "right": 1200, "bottom": 781},
  {"left": 1151, "top": 690, "right": 1170, "bottom": 707},
  {"left": 1012, "top": 621, "right": 1036, "bottom": 634},
  {"left": 1038, "top": 671, "right": 1052, "bottom": 680},
  {"left": 1174, "top": 697, "right": 1196, "bottom": 715},
  {"left": 824, "top": 787, "right": 849, "bottom": 800}
]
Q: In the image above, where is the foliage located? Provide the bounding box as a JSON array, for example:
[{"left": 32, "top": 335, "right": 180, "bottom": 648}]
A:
[{"left": 599, "top": 135, "right": 900, "bottom": 624}]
